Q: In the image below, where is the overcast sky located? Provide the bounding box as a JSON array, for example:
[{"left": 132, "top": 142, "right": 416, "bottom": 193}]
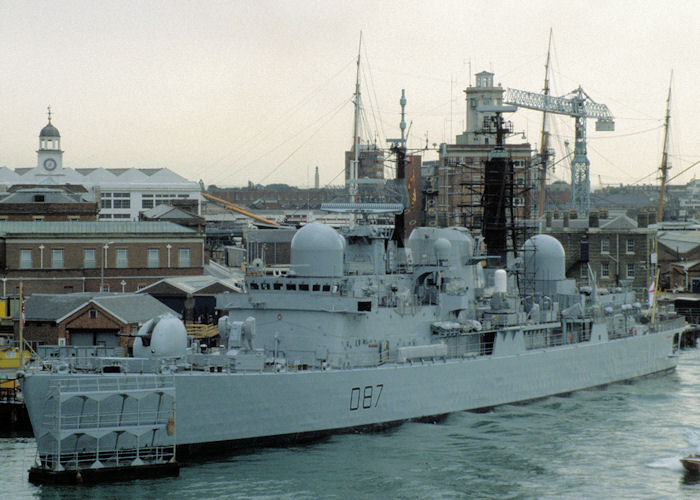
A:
[{"left": 1, "top": 1, "right": 698, "bottom": 189}]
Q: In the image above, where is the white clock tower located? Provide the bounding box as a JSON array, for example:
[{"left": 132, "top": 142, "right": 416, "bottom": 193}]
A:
[{"left": 36, "top": 107, "right": 63, "bottom": 174}]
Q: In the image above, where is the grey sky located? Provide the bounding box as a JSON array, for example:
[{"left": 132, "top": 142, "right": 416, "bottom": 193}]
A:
[{"left": 1, "top": 1, "right": 697, "bottom": 188}]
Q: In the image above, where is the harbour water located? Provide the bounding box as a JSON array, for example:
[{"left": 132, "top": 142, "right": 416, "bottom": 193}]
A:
[{"left": 3, "top": 348, "right": 700, "bottom": 499}]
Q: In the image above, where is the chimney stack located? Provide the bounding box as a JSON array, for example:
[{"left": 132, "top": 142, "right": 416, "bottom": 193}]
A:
[
  {"left": 589, "top": 210, "right": 599, "bottom": 228},
  {"left": 637, "top": 210, "right": 648, "bottom": 228}
]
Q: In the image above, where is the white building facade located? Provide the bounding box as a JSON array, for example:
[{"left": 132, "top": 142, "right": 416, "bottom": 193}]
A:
[{"left": 0, "top": 113, "right": 201, "bottom": 220}]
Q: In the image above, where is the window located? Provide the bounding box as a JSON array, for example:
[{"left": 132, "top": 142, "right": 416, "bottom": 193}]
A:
[
  {"left": 69, "top": 216, "right": 80, "bottom": 222},
  {"left": 89, "top": 309, "right": 98, "bottom": 319},
  {"left": 601, "top": 262, "right": 610, "bottom": 278},
  {"left": 580, "top": 263, "right": 587, "bottom": 278},
  {"left": 33, "top": 216, "right": 45, "bottom": 221},
  {"left": 142, "top": 199, "right": 154, "bottom": 209},
  {"left": 626, "top": 263, "right": 635, "bottom": 278},
  {"left": 101, "top": 199, "right": 112, "bottom": 209},
  {"left": 19, "top": 249, "right": 32, "bottom": 269},
  {"left": 51, "top": 249, "right": 64, "bottom": 269},
  {"left": 84, "top": 248, "right": 97, "bottom": 268},
  {"left": 178, "top": 248, "right": 191, "bottom": 268},
  {"left": 101, "top": 285, "right": 110, "bottom": 292},
  {"left": 580, "top": 240, "right": 589, "bottom": 261},
  {"left": 626, "top": 239, "right": 635, "bottom": 254},
  {"left": 601, "top": 238, "right": 610, "bottom": 253},
  {"left": 116, "top": 248, "right": 128, "bottom": 268},
  {"left": 109, "top": 193, "right": 130, "bottom": 209},
  {"left": 147, "top": 248, "right": 160, "bottom": 268}
]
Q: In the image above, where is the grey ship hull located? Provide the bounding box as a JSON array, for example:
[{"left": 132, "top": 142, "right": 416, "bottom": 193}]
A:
[{"left": 22, "top": 329, "right": 678, "bottom": 451}]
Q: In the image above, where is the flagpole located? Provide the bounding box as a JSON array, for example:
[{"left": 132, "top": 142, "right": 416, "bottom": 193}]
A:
[
  {"left": 19, "top": 281, "right": 24, "bottom": 370},
  {"left": 650, "top": 270, "right": 659, "bottom": 324}
]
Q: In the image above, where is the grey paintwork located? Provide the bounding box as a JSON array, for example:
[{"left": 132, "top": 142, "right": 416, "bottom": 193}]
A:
[{"left": 20, "top": 223, "right": 685, "bottom": 473}]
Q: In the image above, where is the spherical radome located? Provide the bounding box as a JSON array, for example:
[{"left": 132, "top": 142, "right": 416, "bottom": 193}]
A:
[
  {"left": 523, "top": 234, "right": 566, "bottom": 281},
  {"left": 291, "top": 223, "right": 345, "bottom": 277}
]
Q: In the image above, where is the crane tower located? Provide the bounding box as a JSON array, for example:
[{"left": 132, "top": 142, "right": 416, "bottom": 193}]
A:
[{"left": 504, "top": 86, "right": 614, "bottom": 214}]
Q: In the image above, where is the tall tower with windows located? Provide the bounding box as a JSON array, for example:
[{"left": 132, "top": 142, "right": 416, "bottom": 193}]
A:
[
  {"left": 37, "top": 107, "right": 63, "bottom": 174},
  {"left": 456, "top": 71, "right": 505, "bottom": 146}
]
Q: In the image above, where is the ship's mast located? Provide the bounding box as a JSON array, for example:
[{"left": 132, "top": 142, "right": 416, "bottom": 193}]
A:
[
  {"left": 657, "top": 71, "right": 672, "bottom": 223},
  {"left": 536, "top": 29, "right": 553, "bottom": 219},
  {"left": 350, "top": 32, "right": 362, "bottom": 206}
]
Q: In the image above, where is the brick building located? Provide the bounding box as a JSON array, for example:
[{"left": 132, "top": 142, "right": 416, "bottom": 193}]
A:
[
  {"left": 436, "top": 143, "right": 532, "bottom": 228},
  {"left": 345, "top": 144, "right": 385, "bottom": 202},
  {"left": 20, "top": 293, "right": 177, "bottom": 350},
  {"left": 657, "top": 231, "right": 700, "bottom": 291},
  {"left": 544, "top": 211, "right": 656, "bottom": 296},
  {"left": 433, "top": 71, "right": 532, "bottom": 229},
  {"left": 0, "top": 221, "right": 204, "bottom": 295}
]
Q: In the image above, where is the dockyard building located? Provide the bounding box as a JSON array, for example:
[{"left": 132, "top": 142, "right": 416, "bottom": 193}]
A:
[
  {"left": 0, "top": 187, "right": 98, "bottom": 221},
  {"left": 0, "top": 113, "right": 201, "bottom": 221},
  {"left": 19, "top": 292, "right": 178, "bottom": 350},
  {"left": 0, "top": 221, "right": 204, "bottom": 296},
  {"left": 434, "top": 71, "right": 532, "bottom": 230},
  {"left": 543, "top": 210, "right": 656, "bottom": 296}
]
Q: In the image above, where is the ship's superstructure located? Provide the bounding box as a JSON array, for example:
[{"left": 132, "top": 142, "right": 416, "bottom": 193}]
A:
[{"left": 20, "top": 218, "right": 685, "bottom": 483}]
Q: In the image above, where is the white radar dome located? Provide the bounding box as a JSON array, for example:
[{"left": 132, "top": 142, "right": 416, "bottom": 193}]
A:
[
  {"left": 291, "top": 223, "right": 345, "bottom": 277},
  {"left": 133, "top": 314, "right": 187, "bottom": 358},
  {"left": 434, "top": 238, "right": 452, "bottom": 262},
  {"left": 522, "top": 234, "right": 566, "bottom": 281}
]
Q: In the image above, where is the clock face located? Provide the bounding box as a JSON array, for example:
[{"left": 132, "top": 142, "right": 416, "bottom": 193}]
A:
[{"left": 44, "top": 158, "right": 57, "bottom": 171}]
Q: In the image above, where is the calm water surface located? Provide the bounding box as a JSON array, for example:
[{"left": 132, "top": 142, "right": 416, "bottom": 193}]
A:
[{"left": 4, "top": 349, "right": 700, "bottom": 499}]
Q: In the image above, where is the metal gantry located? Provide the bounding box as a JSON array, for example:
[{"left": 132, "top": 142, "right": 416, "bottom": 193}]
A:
[{"left": 504, "top": 86, "right": 614, "bottom": 215}]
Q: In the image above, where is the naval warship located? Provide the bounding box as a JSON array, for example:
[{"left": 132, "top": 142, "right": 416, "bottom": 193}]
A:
[
  {"left": 18, "top": 98, "right": 685, "bottom": 481},
  {"left": 19, "top": 216, "right": 685, "bottom": 482}
]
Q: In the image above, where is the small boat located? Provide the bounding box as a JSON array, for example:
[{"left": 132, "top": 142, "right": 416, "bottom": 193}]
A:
[{"left": 681, "top": 455, "right": 700, "bottom": 473}]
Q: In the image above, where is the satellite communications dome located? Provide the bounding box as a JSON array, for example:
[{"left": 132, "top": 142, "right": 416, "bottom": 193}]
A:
[
  {"left": 291, "top": 222, "right": 345, "bottom": 277},
  {"left": 522, "top": 234, "right": 566, "bottom": 282}
]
